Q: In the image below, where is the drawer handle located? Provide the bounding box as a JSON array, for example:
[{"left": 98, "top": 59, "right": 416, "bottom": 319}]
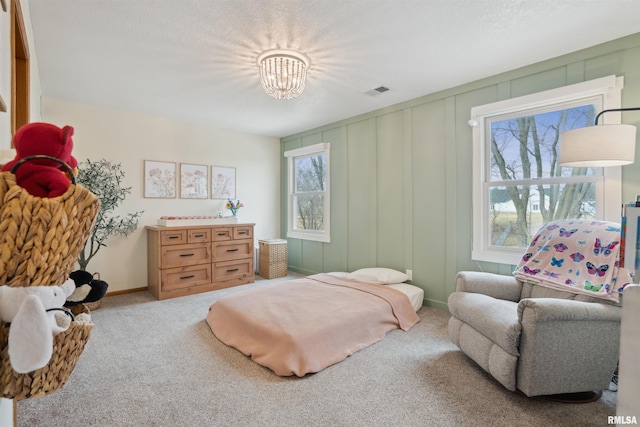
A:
[
  {"left": 238, "top": 231, "right": 246, "bottom": 235},
  {"left": 226, "top": 268, "right": 239, "bottom": 273},
  {"left": 194, "top": 234, "right": 204, "bottom": 238},
  {"left": 180, "top": 275, "right": 195, "bottom": 280},
  {"left": 217, "top": 233, "right": 227, "bottom": 236},
  {"left": 168, "top": 235, "right": 180, "bottom": 239},
  {"left": 226, "top": 248, "right": 239, "bottom": 252},
  {"left": 180, "top": 253, "right": 195, "bottom": 257}
]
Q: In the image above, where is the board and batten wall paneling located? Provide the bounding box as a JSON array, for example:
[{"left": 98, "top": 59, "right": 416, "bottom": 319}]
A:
[
  {"left": 347, "top": 119, "right": 377, "bottom": 271},
  {"left": 322, "top": 126, "right": 348, "bottom": 273},
  {"left": 411, "top": 100, "right": 448, "bottom": 308},
  {"left": 376, "top": 110, "right": 406, "bottom": 271},
  {"left": 282, "top": 34, "right": 640, "bottom": 309}
]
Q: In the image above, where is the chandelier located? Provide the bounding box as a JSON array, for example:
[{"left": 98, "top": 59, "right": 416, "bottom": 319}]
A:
[{"left": 257, "top": 49, "right": 310, "bottom": 100}]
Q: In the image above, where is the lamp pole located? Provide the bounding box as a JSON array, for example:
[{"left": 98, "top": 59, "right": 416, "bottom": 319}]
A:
[{"left": 595, "top": 107, "right": 640, "bottom": 125}]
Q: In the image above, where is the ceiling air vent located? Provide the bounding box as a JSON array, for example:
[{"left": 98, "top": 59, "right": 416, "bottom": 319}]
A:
[{"left": 364, "top": 86, "right": 390, "bottom": 96}]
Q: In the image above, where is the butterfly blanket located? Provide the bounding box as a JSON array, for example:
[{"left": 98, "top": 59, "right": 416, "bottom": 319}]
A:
[{"left": 513, "top": 219, "right": 633, "bottom": 303}]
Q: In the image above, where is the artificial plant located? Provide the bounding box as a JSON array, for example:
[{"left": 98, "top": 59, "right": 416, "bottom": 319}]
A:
[{"left": 76, "top": 158, "right": 144, "bottom": 271}]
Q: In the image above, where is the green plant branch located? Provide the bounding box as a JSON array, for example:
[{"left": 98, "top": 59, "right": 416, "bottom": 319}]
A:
[{"left": 76, "top": 159, "right": 144, "bottom": 271}]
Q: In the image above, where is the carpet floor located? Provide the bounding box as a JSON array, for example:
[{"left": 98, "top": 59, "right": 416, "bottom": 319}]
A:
[{"left": 17, "top": 274, "right": 617, "bottom": 426}]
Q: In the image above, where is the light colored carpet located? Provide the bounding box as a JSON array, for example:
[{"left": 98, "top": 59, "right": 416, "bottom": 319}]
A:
[{"left": 17, "top": 274, "right": 617, "bottom": 426}]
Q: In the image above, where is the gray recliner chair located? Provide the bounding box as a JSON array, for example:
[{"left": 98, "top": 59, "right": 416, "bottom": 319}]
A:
[{"left": 447, "top": 271, "right": 621, "bottom": 397}]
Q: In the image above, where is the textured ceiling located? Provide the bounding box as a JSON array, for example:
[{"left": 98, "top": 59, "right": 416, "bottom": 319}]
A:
[{"left": 28, "top": 0, "right": 640, "bottom": 137}]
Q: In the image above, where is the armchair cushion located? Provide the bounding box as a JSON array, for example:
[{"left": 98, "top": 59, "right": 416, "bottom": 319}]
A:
[
  {"left": 518, "top": 298, "right": 622, "bottom": 324},
  {"left": 448, "top": 292, "right": 520, "bottom": 356}
]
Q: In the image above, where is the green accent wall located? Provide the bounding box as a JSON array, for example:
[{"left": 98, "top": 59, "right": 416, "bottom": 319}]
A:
[{"left": 281, "top": 33, "right": 640, "bottom": 311}]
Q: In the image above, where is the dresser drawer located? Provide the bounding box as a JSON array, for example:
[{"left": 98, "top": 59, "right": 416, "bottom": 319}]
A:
[
  {"left": 160, "top": 229, "right": 188, "bottom": 245},
  {"left": 212, "top": 227, "right": 233, "bottom": 241},
  {"left": 188, "top": 228, "right": 211, "bottom": 243},
  {"left": 147, "top": 223, "right": 254, "bottom": 300},
  {"left": 233, "top": 225, "right": 253, "bottom": 240},
  {"left": 161, "top": 264, "right": 212, "bottom": 292},
  {"left": 161, "top": 243, "right": 210, "bottom": 268},
  {"left": 213, "top": 258, "right": 253, "bottom": 282},
  {"left": 212, "top": 239, "right": 253, "bottom": 261}
]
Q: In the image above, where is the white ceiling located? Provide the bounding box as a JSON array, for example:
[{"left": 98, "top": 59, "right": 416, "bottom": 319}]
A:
[{"left": 27, "top": 0, "right": 640, "bottom": 138}]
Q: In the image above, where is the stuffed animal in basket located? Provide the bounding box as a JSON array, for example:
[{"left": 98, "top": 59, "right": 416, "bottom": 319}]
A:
[
  {"left": 0, "top": 279, "right": 75, "bottom": 373},
  {"left": 1, "top": 122, "right": 79, "bottom": 198},
  {"left": 64, "top": 270, "right": 108, "bottom": 307}
]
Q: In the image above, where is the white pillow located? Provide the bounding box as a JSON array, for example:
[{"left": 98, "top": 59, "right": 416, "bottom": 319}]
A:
[{"left": 349, "top": 268, "right": 409, "bottom": 285}]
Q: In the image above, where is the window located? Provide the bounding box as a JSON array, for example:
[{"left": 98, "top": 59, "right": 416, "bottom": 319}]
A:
[
  {"left": 284, "top": 143, "right": 330, "bottom": 243},
  {"left": 471, "top": 76, "right": 624, "bottom": 265}
]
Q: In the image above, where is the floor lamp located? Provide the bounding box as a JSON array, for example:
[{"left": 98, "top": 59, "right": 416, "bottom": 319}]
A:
[
  {"left": 559, "top": 108, "right": 639, "bottom": 414},
  {"left": 559, "top": 107, "right": 639, "bottom": 168}
]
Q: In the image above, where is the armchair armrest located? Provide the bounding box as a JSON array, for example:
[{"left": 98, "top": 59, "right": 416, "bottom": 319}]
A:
[
  {"left": 455, "top": 271, "right": 522, "bottom": 302},
  {"left": 516, "top": 297, "right": 621, "bottom": 396}
]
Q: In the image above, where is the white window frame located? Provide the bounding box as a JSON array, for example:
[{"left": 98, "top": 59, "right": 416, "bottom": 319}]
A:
[
  {"left": 284, "top": 142, "right": 331, "bottom": 243},
  {"left": 471, "top": 75, "right": 624, "bottom": 265}
]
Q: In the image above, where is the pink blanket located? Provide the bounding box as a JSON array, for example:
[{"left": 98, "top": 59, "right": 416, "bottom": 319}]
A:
[
  {"left": 205, "top": 273, "right": 420, "bottom": 376},
  {"left": 513, "top": 219, "right": 633, "bottom": 302}
]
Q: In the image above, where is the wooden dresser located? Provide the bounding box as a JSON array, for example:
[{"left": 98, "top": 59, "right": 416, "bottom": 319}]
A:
[{"left": 146, "top": 223, "right": 254, "bottom": 300}]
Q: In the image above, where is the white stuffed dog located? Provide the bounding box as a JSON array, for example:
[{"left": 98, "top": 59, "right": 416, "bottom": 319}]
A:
[{"left": 0, "top": 279, "right": 75, "bottom": 373}]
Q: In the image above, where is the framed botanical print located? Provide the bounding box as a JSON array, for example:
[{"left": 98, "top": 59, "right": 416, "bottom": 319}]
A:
[
  {"left": 180, "top": 163, "right": 209, "bottom": 199},
  {"left": 144, "top": 160, "right": 176, "bottom": 198},
  {"left": 211, "top": 166, "right": 236, "bottom": 199}
]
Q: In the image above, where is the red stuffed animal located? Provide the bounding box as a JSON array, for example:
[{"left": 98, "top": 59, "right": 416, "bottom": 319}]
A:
[{"left": 1, "top": 122, "right": 78, "bottom": 198}]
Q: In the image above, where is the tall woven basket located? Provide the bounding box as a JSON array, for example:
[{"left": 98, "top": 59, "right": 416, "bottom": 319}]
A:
[{"left": 0, "top": 161, "right": 101, "bottom": 400}]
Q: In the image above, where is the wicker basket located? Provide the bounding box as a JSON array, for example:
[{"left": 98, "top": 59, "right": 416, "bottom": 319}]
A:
[
  {"left": 259, "top": 239, "right": 288, "bottom": 279},
  {"left": 83, "top": 272, "right": 104, "bottom": 311},
  {"left": 0, "top": 170, "right": 101, "bottom": 286},
  {"left": 0, "top": 161, "right": 100, "bottom": 400},
  {"left": 0, "top": 304, "right": 93, "bottom": 400}
]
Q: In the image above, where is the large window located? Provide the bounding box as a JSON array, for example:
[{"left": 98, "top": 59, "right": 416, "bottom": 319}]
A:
[
  {"left": 284, "top": 143, "right": 330, "bottom": 243},
  {"left": 471, "top": 76, "right": 624, "bottom": 265}
]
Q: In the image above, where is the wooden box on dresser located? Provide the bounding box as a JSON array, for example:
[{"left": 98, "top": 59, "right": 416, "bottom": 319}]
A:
[{"left": 146, "top": 223, "right": 254, "bottom": 300}]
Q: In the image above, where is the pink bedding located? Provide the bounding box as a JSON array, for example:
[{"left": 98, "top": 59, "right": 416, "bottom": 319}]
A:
[{"left": 205, "top": 273, "right": 420, "bottom": 376}]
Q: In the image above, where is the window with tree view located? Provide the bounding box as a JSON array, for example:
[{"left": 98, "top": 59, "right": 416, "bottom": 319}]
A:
[
  {"left": 489, "top": 105, "right": 598, "bottom": 247},
  {"left": 285, "top": 143, "right": 331, "bottom": 242},
  {"left": 472, "top": 76, "right": 624, "bottom": 264}
]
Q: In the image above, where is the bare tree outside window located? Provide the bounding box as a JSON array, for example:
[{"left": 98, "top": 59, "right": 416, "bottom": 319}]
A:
[
  {"left": 488, "top": 105, "right": 598, "bottom": 249},
  {"left": 285, "top": 142, "right": 331, "bottom": 243},
  {"left": 472, "top": 76, "right": 623, "bottom": 265},
  {"left": 294, "top": 153, "right": 326, "bottom": 231}
]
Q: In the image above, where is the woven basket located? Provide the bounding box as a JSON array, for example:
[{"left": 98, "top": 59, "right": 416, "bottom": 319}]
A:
[
  {"left": 0, "top": 170, "right": 101, "bottom": 286},
  {"left": 0, "top": 304, "right": 93, "bottom": 400},
  {"left": 259, "top": 239, "right": 288, "bottom": 279},
  {"left": 82, "top": 272, "right": 104, "bottom": 311},
  {"left": 0, "top": 160, "right": 100, "bottom": 400}
]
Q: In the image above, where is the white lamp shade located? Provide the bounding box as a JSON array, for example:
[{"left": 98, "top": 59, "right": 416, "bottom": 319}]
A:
[{"left": 558, "top": 124, "right": 636, "bottom": 167}]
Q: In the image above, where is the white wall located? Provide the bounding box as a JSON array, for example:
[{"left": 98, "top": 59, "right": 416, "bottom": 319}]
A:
[
  {"left": 41, "top": 97, "right": 281, "bottom": 293},
  {"left": 1, "top": 1, "right": 280, "bottom": 294}
]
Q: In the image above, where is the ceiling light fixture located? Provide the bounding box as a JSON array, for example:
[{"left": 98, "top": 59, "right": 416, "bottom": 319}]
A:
[
  {"left": 558, "top": 107, "right": 640, "bottom": 167},
  {"left": 257, "top": 49, "right": 310, "bottom": 100}
]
